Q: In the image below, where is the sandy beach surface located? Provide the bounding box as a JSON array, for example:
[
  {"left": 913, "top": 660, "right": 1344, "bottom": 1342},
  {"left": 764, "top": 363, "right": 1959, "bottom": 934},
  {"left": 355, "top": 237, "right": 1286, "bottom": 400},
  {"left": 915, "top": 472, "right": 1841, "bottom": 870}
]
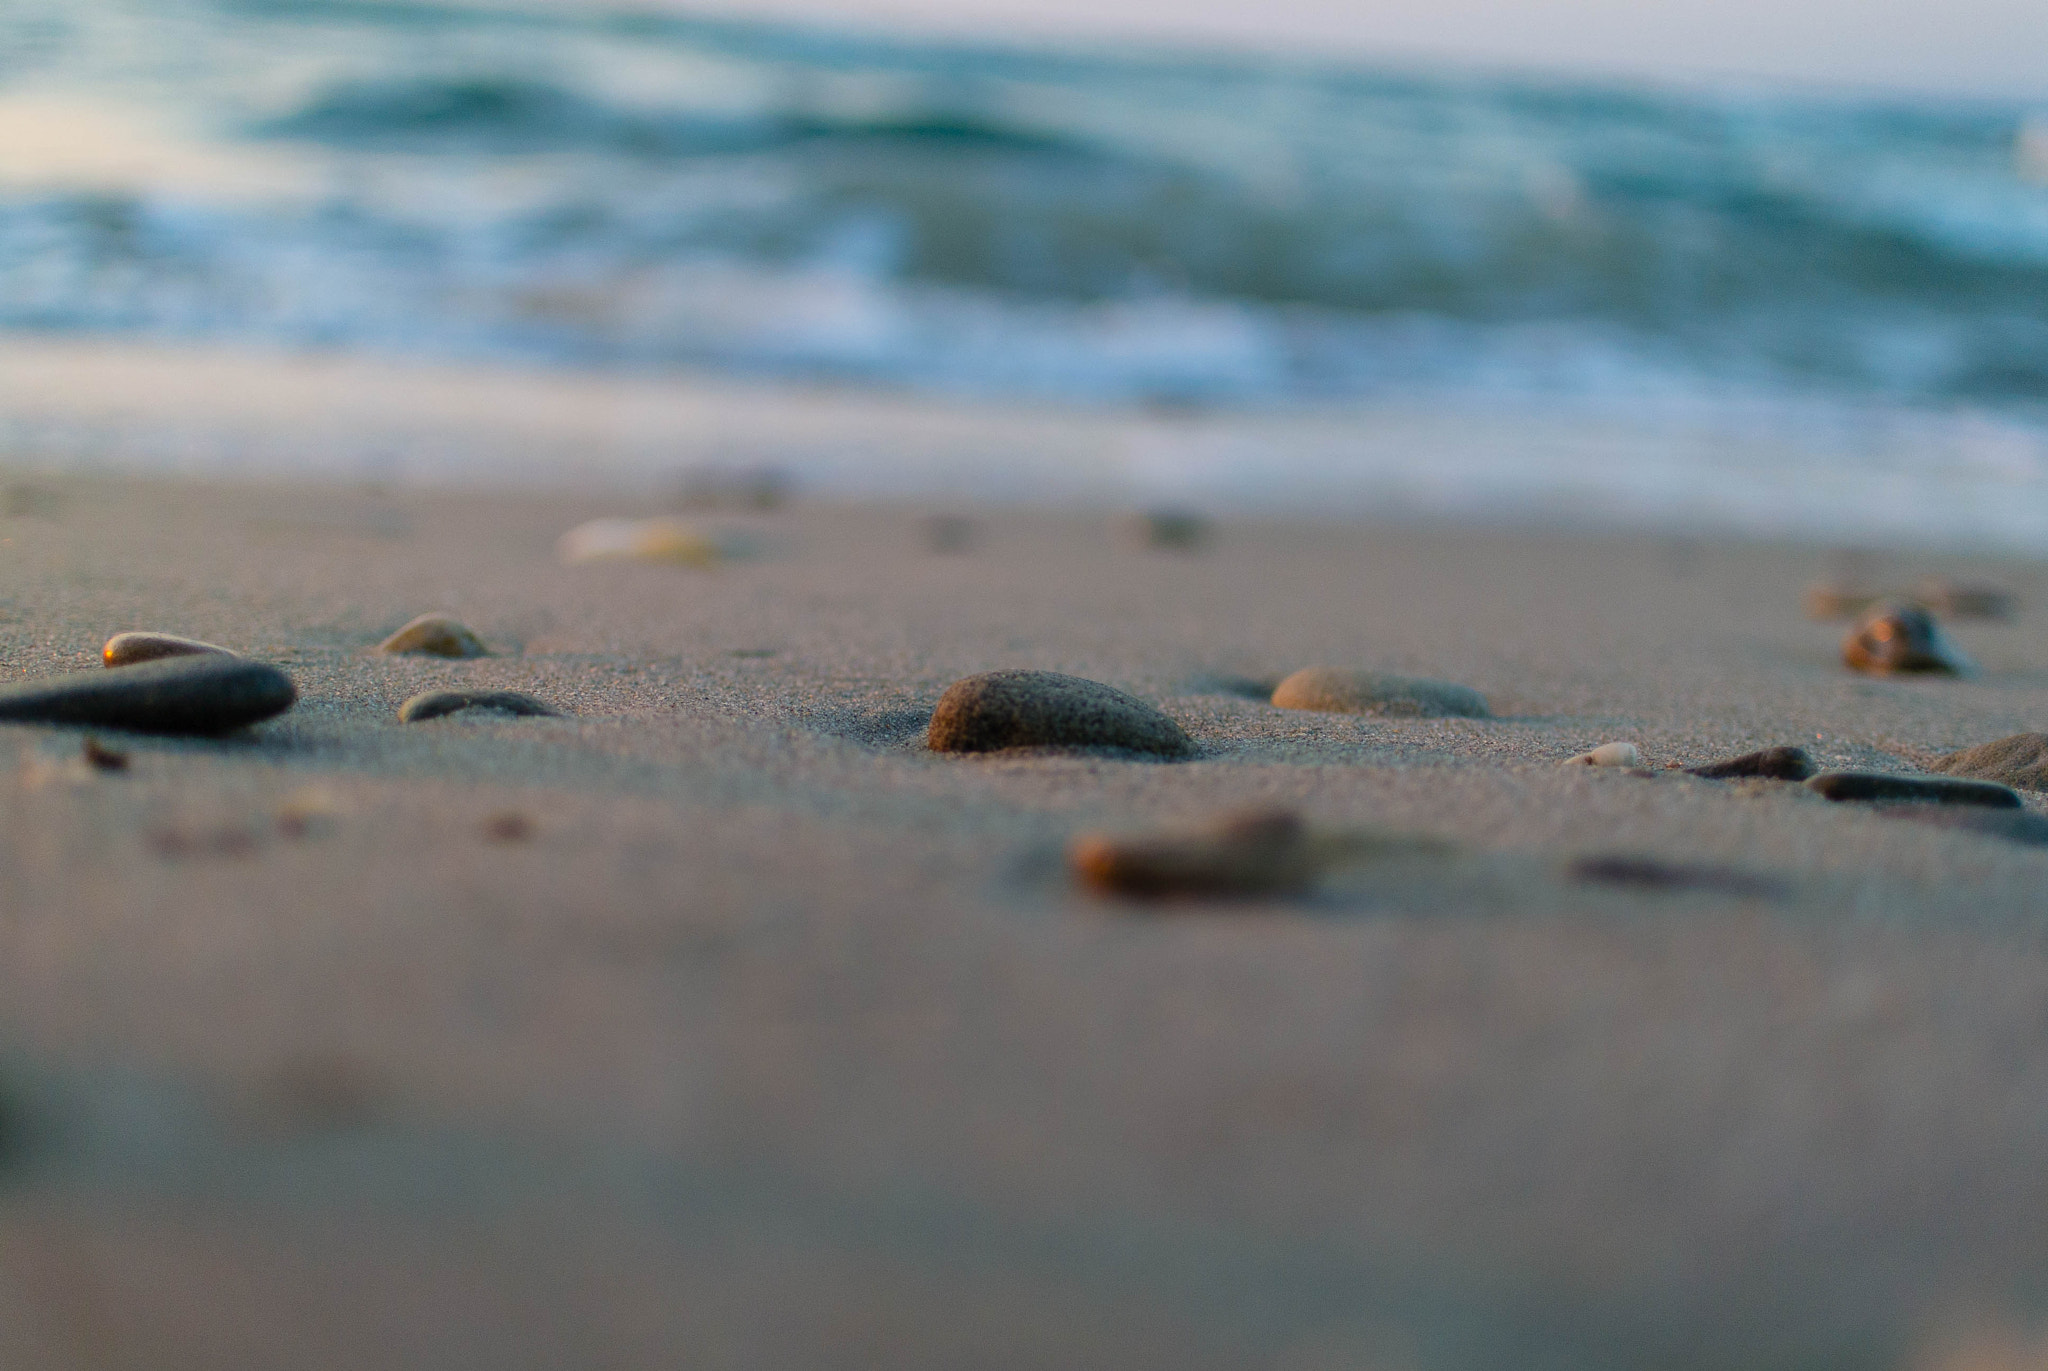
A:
[{"left": 0, "top": 471, "right": 2046, "bottom": 1368}]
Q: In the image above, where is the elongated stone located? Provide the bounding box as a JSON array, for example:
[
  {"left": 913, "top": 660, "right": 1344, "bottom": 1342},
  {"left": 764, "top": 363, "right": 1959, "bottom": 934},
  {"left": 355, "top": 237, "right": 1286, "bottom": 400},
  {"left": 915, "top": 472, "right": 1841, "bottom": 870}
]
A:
[
  {"left": 1270, "top": 667, "right": 1490, "bottom": 718},
  {"left": 1569, "top": 855, "right": 1786, "bottom": 898},
  {"left": 1842, "top": 601, "right": 1969, "bottom": 675},
  {"left": 1563, "top": 741, "right": 1640, "bottom": 768},
  {"left": 1927, "top": 733, "right": 2048, "bottom": 791},
  {"left": 1688, "top": 746, "right": 1815, "bottom": 781},
  {"left": 557, "top": 517, "right": 722, "bottom": 568},
  {"left": 927, "top": 670, "right": 1192, "bottom": 756},
  {"left": 377, "top": 613, "right": 490, "bottom": 658},
  {"left": 1070, "top": 808, "right": 1319, "bottom": 899},
  {"left": 397, "top": 689, "right": 560, "bottom": 723},
  {"left": 1805, "top": 771, "right": 2021, "bottom": 807},
  {"left": 102, "top": 631, "right": 234, "bottom": 667},
  {"left": 0, "top": 655, "right": 296, "bottom": 734}
]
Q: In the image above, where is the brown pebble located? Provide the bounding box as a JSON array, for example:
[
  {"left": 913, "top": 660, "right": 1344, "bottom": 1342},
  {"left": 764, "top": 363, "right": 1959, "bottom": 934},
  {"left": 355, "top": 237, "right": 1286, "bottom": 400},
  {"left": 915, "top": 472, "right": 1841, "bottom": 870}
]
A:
[
  {"left": 80, "top": 737, "right": 129, "bottom": 772},
  {"left": 483, "top": 811, "right": 535, "bottom": 842},
  {"left": 1841, "top": 601, "right": 1970, "bottom": 675},
  {"left": 1687, "top": 746, "right": 1815, "bottom": 781},
  {"left": 1270, "top": 667, "right": 1490, "bottom": 718},
  {"left": 1070, "top": 808, "right": 1320, "bottom": 899},
  {"left": 1805, "top": 771, "right": 2021, "bottom": 807},
  {"left": 377, "top": 613, "right": 490, "bottom": 658},
  {"left": 1927, "top": 733, "right": 2048, "bottom": 791},
  {"left": 396, "top": 689, "right": 560, "bottom": 723},
  {"left": 102, "top": 631, "right": 234, "bottom": 668},
  {"left": 927, "top": 670, "right": 1193, "bottom": 756}
]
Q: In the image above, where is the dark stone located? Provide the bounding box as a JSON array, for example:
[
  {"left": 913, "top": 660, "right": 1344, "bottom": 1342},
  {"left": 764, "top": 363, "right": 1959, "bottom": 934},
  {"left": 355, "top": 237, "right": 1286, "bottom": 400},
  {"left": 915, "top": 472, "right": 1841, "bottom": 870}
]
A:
[
  {"left": 1804, "top": 771, "right": 2021, "bottom": 808},
  {"left": 1687, "top": 746, "right": 1816, "bottom": 781},
  {"left": 1927, "top": 733, "right": 2048, "bottom": 791},
  {"left": 1841, "top": 601, "right": 1969, "bottom": 675},
  {"left": 81, "top": 737, "right": 129, "bottom": 772},
  {"left": 0, "top": 655, "right": 296, "bottom": 735},
  {"left": 1568, "top": 855, "right": 1786, "bottom": 898},
  {"left": 396, "top": 689, "right": 560, "bottom": 723},
  {"left": 928, "top": 670, "right": 1193, "bottom": 756},
  {"left": 1070, "top": 808, "right": 1319, "bottom": 899},
  {"left": 1873, "top": 807, "right": 2048, "bottom": 846}
]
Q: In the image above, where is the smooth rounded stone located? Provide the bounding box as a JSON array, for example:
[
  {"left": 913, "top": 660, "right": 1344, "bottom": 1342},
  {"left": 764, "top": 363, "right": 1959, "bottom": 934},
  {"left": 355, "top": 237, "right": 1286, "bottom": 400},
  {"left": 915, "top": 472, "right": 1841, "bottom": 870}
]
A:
[
  {"left": 0, "top": 655, "right": 296, "bottom": 734},
  {"left": 926, "top": 670, "right": 1193, "bottom": 756},
  {"left": 1687, "top": 745, "right": 1815, "bottom": 781},
  {"left": 1269, "top": 667, "right": 1490, "bottom": 719},
  {"left": 1841, "top": 601, "right": 1970, "bottom": 675},
  {"left": 557, "top": 517, "right": 722, "bottom": 568},
  {"left": 1804, "top": 770, "right": 2022, "bottom": 808},
  {"left": 1927, "top": 733, "right": 2048, "bottom": 790},
  {"left": 1914, "top": 577, "right": 2014, "bottom": 621},
  {"left": 1562, "top": 741, "right": 1641, "bottom": 768},
  {"left": 397, "top": 689, "right": 560, "bottom": 723},
  {"left": 377, "top": 613, "right": 490, "bottom": 659},
  {"left": 101, "top": 631, "right": 234, "bottom": 668},
  {"left": 1070, "top": 808, "right": 1319, "bottom": 899}
]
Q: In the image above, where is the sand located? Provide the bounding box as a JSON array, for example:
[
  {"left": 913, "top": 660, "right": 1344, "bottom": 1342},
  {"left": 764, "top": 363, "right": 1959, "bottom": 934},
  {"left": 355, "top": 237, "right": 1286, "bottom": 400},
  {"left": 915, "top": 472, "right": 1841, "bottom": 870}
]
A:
[{"left": 0, "top": 471, "right": 2045, "bottom": 1369}]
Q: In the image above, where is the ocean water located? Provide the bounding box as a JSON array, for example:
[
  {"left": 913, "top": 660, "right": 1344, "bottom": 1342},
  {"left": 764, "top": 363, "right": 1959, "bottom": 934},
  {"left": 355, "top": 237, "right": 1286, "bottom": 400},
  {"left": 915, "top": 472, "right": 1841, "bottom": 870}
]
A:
[{"left": 4, "top": 0, "right": 2048, "bottom": 532}]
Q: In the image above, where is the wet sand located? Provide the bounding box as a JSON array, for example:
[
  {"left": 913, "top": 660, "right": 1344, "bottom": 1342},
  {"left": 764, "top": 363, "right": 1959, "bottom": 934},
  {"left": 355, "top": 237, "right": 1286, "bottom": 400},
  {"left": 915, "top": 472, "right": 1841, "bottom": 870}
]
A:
[{"left": 0, "top": 475, "right": 2045, "bottom": 1368}]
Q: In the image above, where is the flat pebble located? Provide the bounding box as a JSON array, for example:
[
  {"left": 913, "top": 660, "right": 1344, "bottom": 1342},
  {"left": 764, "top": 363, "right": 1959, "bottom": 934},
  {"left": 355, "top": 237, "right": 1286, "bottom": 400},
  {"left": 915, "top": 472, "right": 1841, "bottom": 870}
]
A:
[
  {"left": 1926, "top": 733, "right": 2048, "bottom": 791},
  {"left": 1688, "top": 745, "right": 1815, "bottom": 781},
  {"left": 1804, "top": 771, "right": 2021, "bottom": 808},
  {"left": 101, "top": 631, "right": 233, "bottom": 667},
  {"left": 1270, "top": 667, "right": 1490, "bottom": 718},
  {"left": 397, "top": 689, "right": 560, "bottom": 723},
  {"left": 927, "top": 669, "right": 1193, "bottom": 756},
  {"left": 377, "top": 613, "right": 490, "bottom": 658},
  {"left": 557, "top": 517, "right": 722, "bottom": 567},
  {"left": 0, "top": 655, "right": 296, "bottom": 734},
  {"left": 1562, "top": 741, "right": 1641, "bottom": 768},
  {"left": 1841, "top": 601, "right": 1970, "bottom": 675},
  {"left": 1070, "top": 808, "right": 1319, "bottom": 899}
]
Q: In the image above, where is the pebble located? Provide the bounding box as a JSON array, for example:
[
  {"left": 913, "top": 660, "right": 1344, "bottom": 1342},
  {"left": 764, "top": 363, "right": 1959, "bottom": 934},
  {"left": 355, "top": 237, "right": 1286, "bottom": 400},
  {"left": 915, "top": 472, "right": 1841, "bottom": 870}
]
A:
[
  {"left": 1926, "top": 733, "right": 2048, "bottom": 791},
  {"left": 1804, "top": 771, "right": 2022, "bottom": 807},
  {"left": 377, "top": 613, "right": 490, "bottom": 658},
  {"left": 1123, "top": 508, "right": 1211, "bottom": 552},
  {"left": 101, "top": 631, "right": 234, "bottom": 667},
  {"left": 0, "top": 655, "right": 296, "bottom": 734},
  {"left": 1841, "top": 601, "right": 1970, "bottom": 675},
  {"left": 397, "top": 689, "right": 560, "bottom": 723},
  {"left": 557, "top": 517, "right": 722, "bottom": 568},
  {"left": 1562, "top": 741, "right": 1641, "bottom": 768},
  {"left": 1069, "top": 808, "right": 1320, "bottom": 899},
  {"left": 1687, "top": 745, "right": 1815, "bottom": 781},
  {"left": 1269, "top": 667, "right": 1491, "bottom": 718},
  {"left": 81, "top": 737, "right": 129, "bottom": 772},
  {"left": 927, "top": 669, "right": 1193, "bottom": 756}
]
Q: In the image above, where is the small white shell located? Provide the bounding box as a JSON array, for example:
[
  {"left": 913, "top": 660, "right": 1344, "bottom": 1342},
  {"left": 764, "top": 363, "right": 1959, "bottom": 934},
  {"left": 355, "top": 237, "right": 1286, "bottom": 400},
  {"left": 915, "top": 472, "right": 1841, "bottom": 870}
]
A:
[{"left": 1562, "top": 741, "right": 1642, "bottom": 768}]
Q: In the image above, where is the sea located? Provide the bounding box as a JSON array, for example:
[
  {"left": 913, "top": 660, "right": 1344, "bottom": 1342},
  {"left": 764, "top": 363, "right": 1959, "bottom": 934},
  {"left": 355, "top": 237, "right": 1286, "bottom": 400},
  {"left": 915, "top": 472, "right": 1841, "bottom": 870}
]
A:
[{"left": 5, "top": 0, "right": 2048, "bottom": 540}]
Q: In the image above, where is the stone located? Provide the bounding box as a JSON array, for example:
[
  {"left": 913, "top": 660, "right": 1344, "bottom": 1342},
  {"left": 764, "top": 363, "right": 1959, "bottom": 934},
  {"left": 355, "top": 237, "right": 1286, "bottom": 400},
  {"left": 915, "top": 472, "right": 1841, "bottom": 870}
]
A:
[
  {"left": 557, "top": 517, "right": 722, "bottom": 568},
  {"left": 81, "top": 737, "right": 129, "bottom": 772},
  {"left": 927, "top": 670, "right": 1193, "bottom": 756},
  {"left": 0, "top": 655, "right": 296, "bottom": 734},
  {"left": 1841, "top": 601, "right": 1970, "bottom": 675},
  {"left": 1069, "top": 808, "right": 1320, "bottom": 899},
  {"left": 1688, "top": 745, "right": 1815, "bottom": 781},
  {"left": 1562, "top": 742, "right": 1641, "bottom": 768},
  {"left": 1803, "top": 583, "right": 1879, "bottom": 621},
  {"left": 1927, "top": 733, "right": 2048, "bottom": 791},
  {"left": 377, "top": 613, "right": 489, "bottom": 658},
  {"left": 102, "top": 631, "right": 234, "bottom": 667},
  {"left": 1123, "top": 508, "right": 1211, "bottom": 552},
  {"left": 1914, "top": 577, "right": 2013, "bottom": 621},
  {"left": 1804, "top": 771, "right": 2021, "bottom": 808},
  {"left": 1270, "top": 668, "right": 1490, "bottom": 718},
  {"left": 396, "top": 689, "right": 560, "bottom": 723}
]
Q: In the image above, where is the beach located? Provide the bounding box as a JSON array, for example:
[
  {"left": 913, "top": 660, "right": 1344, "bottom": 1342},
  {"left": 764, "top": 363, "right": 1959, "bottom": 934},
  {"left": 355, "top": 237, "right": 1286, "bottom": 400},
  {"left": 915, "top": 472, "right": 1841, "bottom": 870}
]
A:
[{"left": 0, "top": 454, "right": 2044, "bottom": 1367}]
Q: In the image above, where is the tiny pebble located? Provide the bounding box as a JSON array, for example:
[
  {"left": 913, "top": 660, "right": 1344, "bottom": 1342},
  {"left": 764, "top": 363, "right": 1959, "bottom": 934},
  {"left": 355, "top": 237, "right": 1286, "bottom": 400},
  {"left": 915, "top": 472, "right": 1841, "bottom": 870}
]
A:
[
  {"left": 80, "top": 737, "right": 128, "bottom": 772},
  {"left": 377, "top": 613, "right": 490, "bottom": 658},
  {"left": 484, "top": 811, "right": 535, "bottom": 843},
  {"left": 397, "top": 689, "right": 560, "bottom": 723},
  {"left": 1926, "top": 733, "right": 2048, "bottom": 791},
  {"left": 1687, "top": 746, "right": 1815, "bottom": 781},
  {"left": 1270, "top": 668, "right": 1490, "bottom": 718},
  {"left": 1562, "top": 742, "right": 1641, "bottom": 768},
  {"left": 101, "top": 631, "right": 234, "bottom": 667},
  {"left": 1070, "top": 808, "right": 1319, "bottom": 900},
  {"left": 1841, "top": 601, "right": 1970, "bottom": 675},
  {"left": 557, "top": 517, "right": 722, "bottom": 568},
  {"left": 1804, "top": 771, "right": 2021, "bottom": 807},
  {"left": 927, "top": 669, "right": 1193, "bottom": 756},
  {"left": 0, "top": 655, "right": 296, "bottom": 734}
]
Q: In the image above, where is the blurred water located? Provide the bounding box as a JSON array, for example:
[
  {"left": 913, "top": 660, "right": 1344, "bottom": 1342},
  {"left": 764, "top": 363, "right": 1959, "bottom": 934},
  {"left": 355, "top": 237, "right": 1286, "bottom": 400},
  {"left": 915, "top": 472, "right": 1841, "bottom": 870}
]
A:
[{"left": 3, "top": 0, "right": 2048, "bottom": 528}]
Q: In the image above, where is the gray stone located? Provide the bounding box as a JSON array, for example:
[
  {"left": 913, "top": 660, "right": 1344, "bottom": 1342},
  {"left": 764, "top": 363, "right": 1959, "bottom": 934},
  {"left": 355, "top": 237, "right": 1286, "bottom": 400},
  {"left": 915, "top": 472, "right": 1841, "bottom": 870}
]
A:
[
  {"left": 1927, "top": 733, "right": 2048, "bottom": 791},
  {"left": 397, "top": 689, "right": 560, "bottom": 723},
  {"left": 927, "top": 670, "right": 1192, "bottom": 756},
  {"left": 0, "top": 655, "right": 296, "bottom": 734},
  {"left": 1804, "top": 771, "right": 2021, "bottom": 808},
  {"left": 1270, "top": 667, "right": 1490, "bottom": 718},
  {"left": 1688, "top": 746, "right": 1815, "bottom": 781}
]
